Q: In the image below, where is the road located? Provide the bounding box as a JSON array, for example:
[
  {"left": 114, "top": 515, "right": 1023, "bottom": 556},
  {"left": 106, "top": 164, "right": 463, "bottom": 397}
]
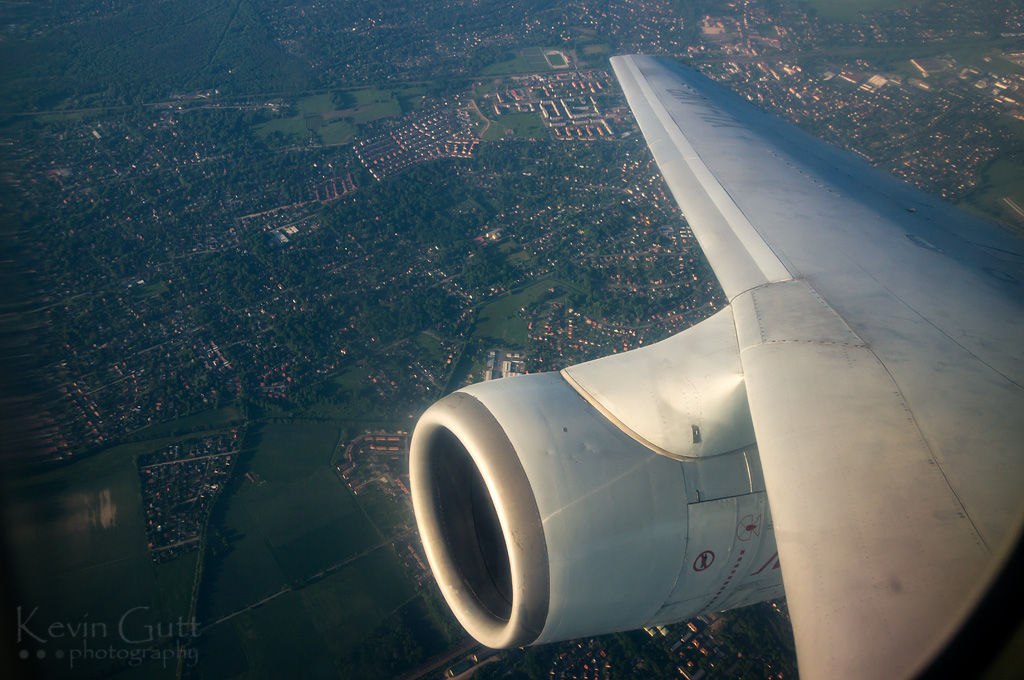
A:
[{"left": 467, "top": 99, "right": 493, "bottom": 139}]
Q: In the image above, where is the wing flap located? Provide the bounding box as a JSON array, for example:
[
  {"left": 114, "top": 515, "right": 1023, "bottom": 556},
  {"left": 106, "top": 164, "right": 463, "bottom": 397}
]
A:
[{"left": 732, "top": 282, "right": 989, "bottom": 679}]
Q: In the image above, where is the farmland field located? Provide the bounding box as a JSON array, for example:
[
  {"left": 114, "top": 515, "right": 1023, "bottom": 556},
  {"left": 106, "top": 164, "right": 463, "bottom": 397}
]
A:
[
  {"left": 1, "top": 440, "right": 201, "bottom": 677},
  {"left": 198, "top": 421, "right": 384, "bottom": 616}
]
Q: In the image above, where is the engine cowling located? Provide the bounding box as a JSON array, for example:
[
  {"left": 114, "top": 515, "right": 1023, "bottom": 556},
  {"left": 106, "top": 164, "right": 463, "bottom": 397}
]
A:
[{"left": 410, "top": 370, "right": 785, "bottom": 649}]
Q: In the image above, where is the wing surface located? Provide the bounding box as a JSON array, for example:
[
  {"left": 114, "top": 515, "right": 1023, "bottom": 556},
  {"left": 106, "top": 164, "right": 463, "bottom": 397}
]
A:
[{"left": 611, "top": 55, "right": 1024, "bottom": 679}]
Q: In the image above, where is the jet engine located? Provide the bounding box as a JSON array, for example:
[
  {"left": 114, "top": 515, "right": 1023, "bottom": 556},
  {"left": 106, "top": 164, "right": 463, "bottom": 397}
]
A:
[{"left": 410, "top": 310, "right": 785, "bottom": 649}]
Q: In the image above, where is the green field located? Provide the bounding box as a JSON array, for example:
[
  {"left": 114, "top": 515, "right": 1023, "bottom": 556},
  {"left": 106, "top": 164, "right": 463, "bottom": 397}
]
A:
[
  {"left": 357, "top": 482, "right": 414, "bottom": 535},
  {"left": 303, "top": 548, "right": 416, "bottom": 658},
  {"left": 318, "top": 119, "right": 357, "bottom": 144},
  {"left": 198, "top": 421, "right": 389, "bottom": 615},
  {"left": 352, "top": 87, "right": 395, "bottom": 107},
  {"left": 253, "top": 469, "right": 380, "bottom": 580},
  {"left": 522, "top": 46, "right": 550, "bottom": 71},
  {"left": 195, "top": 619, "right": 250, "bottom": 678},
  {"left": 189, "top": 416, "right": 437, "bottom": 676},
  {"left": 335, "top": 87, "right": 405, "bottom": 124},
  {"left": 1, "top": 440, "right": 199, "bottom": 678},
  {"left": 200, "top": 479, "right": 288, "bottom": 621},
  {"left": 397, "top": 85, "right": 429, "bottom": 111},
  {"left": 333, "top": 365, "right": 370, "bottom": 392},
  {"left": 474, "top": 279, "right": 566, "bottom": 348},
  {"left": 253, "top": 88, "right": 405, "bottom": 144},
  {"left": 472, "top": 80, "right": 500, "bottom": 98},
  {"left": 197, "top": 519, "right": 420, "bottom": 677},
  {"left": 253, "top": 115, "right": 308, "bottom": 140},
  {"left": 947, "top": 46, "right": 1024, "bottom": 78},
  {"left": 546, "top": 51, "right": 568, "bottom": 68},
  {"left": 482, "top": 51, "right": 532, "bottom": 76},
  {"left": 960, "top": 158, "right": 1024, "bottom": 229},
  {"left": 415, "top": 331, "right": 445, "bottom": 365},
  {"left": 320, "top": 371, "right": 402, "bottom": 422},
  {"left": 348, "top": 98, "right": 401, "bottom": 124},
  {"left": 483, "top": 112, "right": 548, "bottom": 141},
  {"left": 233, "top": 591, "right": 336, "bottom": 677},
  {"left": 474, "top": 293, "right": 529, "bottom": 347},
  {"left": 248, "top": 420, "right": 340, "bottom": 481},
  {"left": 298, "top": 93, "right": 335, "bottom": 115}
]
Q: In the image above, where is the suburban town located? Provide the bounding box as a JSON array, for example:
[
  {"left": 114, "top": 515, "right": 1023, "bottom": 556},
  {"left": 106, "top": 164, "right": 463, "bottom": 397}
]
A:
[{"left": 1, "top": 0, "right": 1022, "bottom": 678}]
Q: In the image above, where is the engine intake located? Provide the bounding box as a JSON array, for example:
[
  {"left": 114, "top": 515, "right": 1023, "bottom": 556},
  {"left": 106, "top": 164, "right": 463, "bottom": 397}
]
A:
[
  {"left": 412, "top": 371, "right": 784, "bottom": 649},
  {"left": 412, "top": 393, "right": 549, "bottom": 648}
]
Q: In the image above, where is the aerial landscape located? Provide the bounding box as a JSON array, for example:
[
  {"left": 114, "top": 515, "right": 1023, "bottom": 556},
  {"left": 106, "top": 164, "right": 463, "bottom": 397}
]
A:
[{"left": 1, "top": 0, "right": 1023, "bottom": 678}]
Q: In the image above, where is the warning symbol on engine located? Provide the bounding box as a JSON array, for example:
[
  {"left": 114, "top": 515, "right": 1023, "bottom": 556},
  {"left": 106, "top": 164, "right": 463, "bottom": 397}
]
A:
[
  {"left": 736, "top": 514, "right": 762, "bottom": 542},
  {"left": 693, "top": 550, "right": 715, "bottom": 571}
]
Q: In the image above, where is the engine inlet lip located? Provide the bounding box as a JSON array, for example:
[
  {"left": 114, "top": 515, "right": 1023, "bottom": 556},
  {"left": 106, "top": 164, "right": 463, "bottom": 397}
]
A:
[{"left": 411, "top": 391, "right": 550, "bottom": 648}]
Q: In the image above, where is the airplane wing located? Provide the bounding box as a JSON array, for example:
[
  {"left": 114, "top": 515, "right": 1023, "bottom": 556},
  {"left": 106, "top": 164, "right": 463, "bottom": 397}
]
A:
[
  {"left": 610, "top": 55, "right": 1024, "bottom": 679},
  {"left": 409, "top": 55, "right": 1024, "bottom": 680}
]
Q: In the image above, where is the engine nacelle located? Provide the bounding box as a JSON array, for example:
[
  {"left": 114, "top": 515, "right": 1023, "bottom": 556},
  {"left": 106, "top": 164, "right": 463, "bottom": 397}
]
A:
[{"left": 410, "top": 370, "right": 785, "bottom": 649}]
